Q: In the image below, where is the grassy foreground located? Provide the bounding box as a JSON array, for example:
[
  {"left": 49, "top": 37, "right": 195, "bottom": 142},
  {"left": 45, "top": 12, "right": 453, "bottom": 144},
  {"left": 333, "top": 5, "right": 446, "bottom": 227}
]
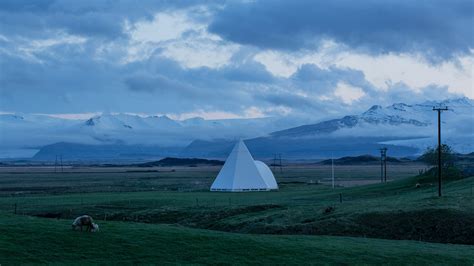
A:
[
  {"left": 0, "top": 212, "right": 473, "bottom": 265},
  {"left": 2, "top": 175, "right": 473, "bottom": 244}
]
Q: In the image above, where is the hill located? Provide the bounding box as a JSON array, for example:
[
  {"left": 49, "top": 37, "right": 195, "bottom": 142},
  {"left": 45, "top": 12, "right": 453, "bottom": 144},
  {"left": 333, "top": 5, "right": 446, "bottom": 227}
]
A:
[
  {"left": 32, "top": 142, "right": 182, "bottom": 161},
  {"left": 135, "top": 157, "right": 224, "bottom": 167},
  {"left": 319, "top": 155, "right": 404, "bottom": 165}
]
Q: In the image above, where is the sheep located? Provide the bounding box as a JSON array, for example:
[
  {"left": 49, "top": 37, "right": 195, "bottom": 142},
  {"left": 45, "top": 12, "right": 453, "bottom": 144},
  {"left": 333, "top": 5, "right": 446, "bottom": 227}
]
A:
[{"left": 72, "top": 215, "right": 98, "bottom": 232}]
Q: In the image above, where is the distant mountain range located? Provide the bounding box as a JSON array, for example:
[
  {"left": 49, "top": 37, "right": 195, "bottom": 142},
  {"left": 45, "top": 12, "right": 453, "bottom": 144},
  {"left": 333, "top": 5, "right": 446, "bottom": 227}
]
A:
[
  {"left": 0, "top": 113, "right": 299, "bottom": 159},
  {"left": 272, "top": 97, "right": 474, "bottom": 138},
  {"left": 182, "top": 97, "right": 473, "bottom": 159},
  {"left": 1, "top": 97, "right": 473, "bottom": 160}
]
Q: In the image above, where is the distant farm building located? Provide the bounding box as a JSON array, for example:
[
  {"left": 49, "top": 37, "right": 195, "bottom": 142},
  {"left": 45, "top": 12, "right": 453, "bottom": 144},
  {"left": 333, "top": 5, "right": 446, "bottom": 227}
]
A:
[{"left": 210, "top": 140, "right": 278, "bottom": 192}]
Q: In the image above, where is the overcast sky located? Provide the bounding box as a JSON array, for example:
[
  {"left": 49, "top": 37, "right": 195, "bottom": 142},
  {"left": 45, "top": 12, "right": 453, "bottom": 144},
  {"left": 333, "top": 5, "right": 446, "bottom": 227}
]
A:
[{"left": 0, "top": 0, "right": 472, "bottom": 120}]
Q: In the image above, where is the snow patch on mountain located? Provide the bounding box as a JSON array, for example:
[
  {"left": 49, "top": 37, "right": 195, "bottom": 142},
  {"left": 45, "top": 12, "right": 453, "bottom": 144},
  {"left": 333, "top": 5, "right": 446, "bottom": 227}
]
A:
[
  {"left": 0, "top": 97, "right": 472, "bottom": 158},
  {"left": 272, "top": 97, "right": 473, "bottom": 139}
]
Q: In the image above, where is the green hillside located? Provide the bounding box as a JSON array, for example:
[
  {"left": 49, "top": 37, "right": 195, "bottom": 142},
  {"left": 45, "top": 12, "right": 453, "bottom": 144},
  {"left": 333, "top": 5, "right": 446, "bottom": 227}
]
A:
[{"left": 0, "top": 212, "right": 473, "bottom": 265}]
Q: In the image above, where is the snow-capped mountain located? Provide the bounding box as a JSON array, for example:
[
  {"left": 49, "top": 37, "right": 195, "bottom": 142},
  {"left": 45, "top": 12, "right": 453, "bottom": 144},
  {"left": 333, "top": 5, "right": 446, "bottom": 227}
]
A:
[
  {"left": 76, "top": 113, "right": 294, "bottom": 145},
  {"left": 0, "top": 112, "right": 298, "bottom": 158},
  {"left": 0, "top": 97, "right": 472, "bottom": 159},
  {"left": 272, "top": 98, "right": 472, "bottom": 139},
  {"left": 183, "top": 98, "right": 474, "bottom": 158}
]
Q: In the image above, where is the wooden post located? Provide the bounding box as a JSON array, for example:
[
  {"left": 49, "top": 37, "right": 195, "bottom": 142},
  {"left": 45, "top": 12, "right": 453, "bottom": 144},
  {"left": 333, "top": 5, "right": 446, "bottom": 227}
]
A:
[
  {"left": 438, "top": 110, "right": 442, "bottom": 196},
  {"left": 331, "top": 154, "right": 335, "bottom": 189},
  {"left": 433, "top": 106, "right": 448, "bottom": 197}
]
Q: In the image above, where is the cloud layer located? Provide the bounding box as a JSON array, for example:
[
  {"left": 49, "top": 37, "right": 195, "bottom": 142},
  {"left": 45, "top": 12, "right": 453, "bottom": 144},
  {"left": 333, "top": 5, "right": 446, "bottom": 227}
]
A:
[
  {"left": 0, "top": 0, "right": 472, "bottom": 122},
  {"left": 210, "top": 0, "right": 473, "bottom": 60}
]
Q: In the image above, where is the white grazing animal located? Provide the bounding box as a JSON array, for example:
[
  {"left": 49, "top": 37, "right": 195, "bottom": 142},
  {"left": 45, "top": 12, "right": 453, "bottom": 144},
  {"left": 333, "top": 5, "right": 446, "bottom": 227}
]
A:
[{"left": 72, "top": 215, "right": 95, "bottom": 232}]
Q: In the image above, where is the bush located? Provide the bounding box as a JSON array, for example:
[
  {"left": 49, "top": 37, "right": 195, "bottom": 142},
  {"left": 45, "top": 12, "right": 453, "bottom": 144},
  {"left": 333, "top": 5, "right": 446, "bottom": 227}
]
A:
[
  {"left": 417, "top": 166, "right": 464, "bottom": 183},
  {"left": 419, "top": 144, "right": 455, "bottom": 168}
]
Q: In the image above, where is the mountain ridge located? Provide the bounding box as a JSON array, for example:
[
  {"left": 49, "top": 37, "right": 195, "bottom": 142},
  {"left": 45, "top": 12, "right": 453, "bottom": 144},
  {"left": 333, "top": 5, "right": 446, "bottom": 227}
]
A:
[{"left": 1, "top": 97, "right": 472, "bottom": 159}]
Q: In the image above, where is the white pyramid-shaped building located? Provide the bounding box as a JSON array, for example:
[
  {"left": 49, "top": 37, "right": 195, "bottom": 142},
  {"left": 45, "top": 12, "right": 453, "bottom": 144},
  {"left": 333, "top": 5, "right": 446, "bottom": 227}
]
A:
[{"left": 210, "top": 140, "right": 278, "bottom": 192}]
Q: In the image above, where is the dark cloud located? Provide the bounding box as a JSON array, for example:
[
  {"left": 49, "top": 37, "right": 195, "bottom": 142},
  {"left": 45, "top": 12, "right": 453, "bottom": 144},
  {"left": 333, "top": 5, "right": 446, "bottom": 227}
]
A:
[
  {"left": 0, "top": 0, "right": 212, "bottom": 39},
  {"left": 219, "top": 62, "right": 275, "bottom": 83},
  {"left": 0, "top": 0, "right": 468, "bottom": 120},
  {"left": 290, "top": 64, "right": 374, "bottom": 94},
  {"left": 209, "top": 0, "right": 473, "bottom": 60},
  {"left": 1, "top": 36, "right": 460, "bottom": 119},
  {"left": 0, "top": 0, "right": 55, "bottom": 12},
  {"left": 124, "top": 74, "right": 194, "bottom": 94}
]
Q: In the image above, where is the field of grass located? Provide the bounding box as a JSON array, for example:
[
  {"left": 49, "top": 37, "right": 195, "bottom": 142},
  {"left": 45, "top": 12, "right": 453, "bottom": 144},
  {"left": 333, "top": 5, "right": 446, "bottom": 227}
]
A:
[
  {"left": 0, "top": 162, "right": 425, "bottom": 194},
  {"left": 1, "top": 212, "right": 473, "bottom": 265},
  {"left": 0, "top": 163, "right": 473, "bottom": 264}
]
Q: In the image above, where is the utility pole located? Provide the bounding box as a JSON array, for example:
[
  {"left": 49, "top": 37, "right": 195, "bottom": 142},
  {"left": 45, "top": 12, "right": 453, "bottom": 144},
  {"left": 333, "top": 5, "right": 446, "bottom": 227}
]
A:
[
  {"left": 331, "top": 153, "right": 335, "bottom": 189},
  {"left": 278, "top": 154, "right": 282, "bottom": 174},
  {"left": 380, "top": 150, "right": 383, "bottom": 183},
  {"left": 273, "top": 154, "right": 277, "bottom": 172},
  {"left": 384, "top": 148, "right": 388, "bottom": 183},
  {"left": 433, "top": 106, "right": 448, "bottom": 197},
  {"left": 60, "top": 154, "right": 64, "bottom": 173},
  {"left": 379, "top": 148, "right": 387, "bottom": 183},
  {"left": 54, "top": 155, "right": 58, "bottom": 173}
]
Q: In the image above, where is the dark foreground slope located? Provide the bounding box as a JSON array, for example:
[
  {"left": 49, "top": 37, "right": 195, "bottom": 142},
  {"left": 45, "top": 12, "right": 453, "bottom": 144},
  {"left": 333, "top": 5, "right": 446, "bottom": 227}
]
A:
[{"left": 0, "top": 212, "right": 473, "bottom": 265}]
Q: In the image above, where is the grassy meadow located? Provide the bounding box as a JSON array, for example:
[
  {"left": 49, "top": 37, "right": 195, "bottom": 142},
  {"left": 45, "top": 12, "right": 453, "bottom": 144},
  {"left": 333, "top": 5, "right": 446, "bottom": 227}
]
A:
[
  {"left": 1, "top": 212, "right": 473, "bottom": 265},
  {"left": 0, "top": 162, "right": 473, "bottom": 264}
]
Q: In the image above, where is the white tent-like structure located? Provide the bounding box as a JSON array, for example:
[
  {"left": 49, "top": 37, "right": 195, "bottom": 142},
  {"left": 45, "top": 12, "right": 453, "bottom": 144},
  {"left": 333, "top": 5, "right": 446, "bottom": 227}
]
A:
[{"left": 210, "top": 140, "right": 278, "bottom": 192}]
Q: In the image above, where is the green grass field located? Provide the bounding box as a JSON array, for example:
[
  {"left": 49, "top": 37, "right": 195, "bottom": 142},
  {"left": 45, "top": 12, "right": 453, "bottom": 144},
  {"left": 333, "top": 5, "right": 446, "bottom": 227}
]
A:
[
  {"left": 1, "top": 212, "right": 473, "bottom": 265},
  {"left": 0, "top": 164, "right": 473, "bottom": 264}
]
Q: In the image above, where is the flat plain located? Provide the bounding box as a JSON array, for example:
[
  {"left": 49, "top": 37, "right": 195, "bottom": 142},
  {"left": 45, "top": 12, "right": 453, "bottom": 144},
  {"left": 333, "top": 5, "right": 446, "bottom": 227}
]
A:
[{"left": 0, "top": 162, "right": 473, "bottom": 265}]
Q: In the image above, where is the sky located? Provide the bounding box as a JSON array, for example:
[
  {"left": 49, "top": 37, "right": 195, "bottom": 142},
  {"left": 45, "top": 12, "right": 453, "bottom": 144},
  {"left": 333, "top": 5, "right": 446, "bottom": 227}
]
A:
[{"left": 0, "top": 0, "right": 473, "bottom": 121}]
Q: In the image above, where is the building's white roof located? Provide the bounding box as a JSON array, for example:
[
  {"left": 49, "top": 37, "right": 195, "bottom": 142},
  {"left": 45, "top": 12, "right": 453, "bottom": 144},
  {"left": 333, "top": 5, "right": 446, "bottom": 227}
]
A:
[
  {"left": 255, "top": 160, "right": 279, "bottom": 190},
  {"left": 210, "top": 140, "right": 278, "bottom": 192}
]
